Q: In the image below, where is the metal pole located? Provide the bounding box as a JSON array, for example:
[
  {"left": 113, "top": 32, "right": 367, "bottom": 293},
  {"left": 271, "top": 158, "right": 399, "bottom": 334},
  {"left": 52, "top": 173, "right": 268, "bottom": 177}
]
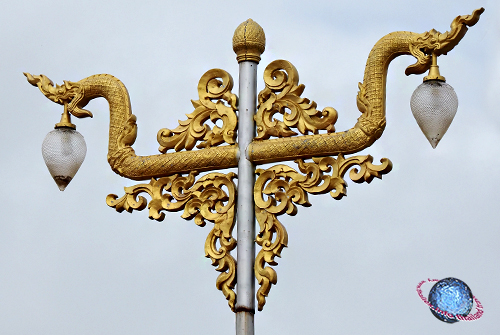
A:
[{"left": 235, "top": 60, "right": 258, "bottom": 335}]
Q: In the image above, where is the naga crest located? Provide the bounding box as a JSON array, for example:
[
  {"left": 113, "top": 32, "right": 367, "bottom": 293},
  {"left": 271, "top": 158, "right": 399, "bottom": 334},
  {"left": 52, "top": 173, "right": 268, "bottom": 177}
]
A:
[
  {"left": 24, "top": 73, "right": 92, "bottom": 119},
  {"left": 406, "top": 7, "right": 484, "bottom": 76}
]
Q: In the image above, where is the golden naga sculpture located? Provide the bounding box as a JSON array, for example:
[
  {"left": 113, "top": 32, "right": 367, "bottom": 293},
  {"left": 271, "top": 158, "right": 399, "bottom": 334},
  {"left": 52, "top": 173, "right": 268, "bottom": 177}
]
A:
[
  {"left": 25, "top": 8, "right": 483, "bottom": 312},
  {"left": 249, "top": 8, "right": 484, "bottom": 163}
]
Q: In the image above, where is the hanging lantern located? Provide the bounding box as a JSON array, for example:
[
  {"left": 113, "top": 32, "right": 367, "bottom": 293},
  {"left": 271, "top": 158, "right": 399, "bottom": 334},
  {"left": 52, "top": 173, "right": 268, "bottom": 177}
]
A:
[
  {"left": 410, "top": 54, "right": 458, "bottom": 148},
  {"left": 41, "top": 106, "right": 87, "bottom": 191}
]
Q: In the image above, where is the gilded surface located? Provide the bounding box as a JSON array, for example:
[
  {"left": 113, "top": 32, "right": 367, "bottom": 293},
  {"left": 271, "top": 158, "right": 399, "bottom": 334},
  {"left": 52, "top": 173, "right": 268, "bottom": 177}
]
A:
[
  {"left": 25, "top": 70, "right": 239, "bottom": 179},
  {"left": 26, "top": 8, "right": 483, "bottom": 314},
  {"left": 106, "top": 172, "right": 238, "bottom": 310},
  {"left": 407, "top": 7, "right": 484, "bottom": 76},
  {"left": 26, "top": 70, "right": 240, "bottom": 310},
  {"left": 254, "top": 155, "right": 392, "bottom": 310},
  {"left": 157, "top": 69, "right": 238, "bottom": 153},
  {"left": 248, "top": 8, "right": 484, "bottom": 165},
  {"left": 255, "top": 60, "right": 338, "bottom": 140},
  {"left": 232, "top": 19, "right": 266, "bottom": 63}
]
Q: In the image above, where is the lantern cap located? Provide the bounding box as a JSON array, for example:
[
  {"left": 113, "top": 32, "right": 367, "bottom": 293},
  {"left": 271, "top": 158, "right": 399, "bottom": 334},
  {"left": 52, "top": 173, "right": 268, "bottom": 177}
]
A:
[
  {"left": 55, "top": 104, "right": 76, "bottom": 129},
  {"left": 423, "top": 53, "right": 445, "bottom": 82}
]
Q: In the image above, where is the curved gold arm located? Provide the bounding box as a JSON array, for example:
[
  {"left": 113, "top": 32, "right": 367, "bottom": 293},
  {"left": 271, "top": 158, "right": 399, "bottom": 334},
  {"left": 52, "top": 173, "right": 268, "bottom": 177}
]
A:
[
  {"left": 25, "top": 70, "right": 239, "bottom": 179},
  {"left": 248, "top": 8, "right": 484, "bottom": 164},
  {"left": 25, "top": 69, "right": 241, "bottom": 310}
]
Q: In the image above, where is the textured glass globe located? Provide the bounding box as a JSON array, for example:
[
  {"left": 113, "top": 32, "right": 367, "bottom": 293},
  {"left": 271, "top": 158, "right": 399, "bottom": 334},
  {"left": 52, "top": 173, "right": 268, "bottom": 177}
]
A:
[
  {"left": 410, "top": 80, "right": 458, "bottom": 148},
  {"left": 428, "top": 277, "right": 473, "bottom": 323},
  {"left": 42, "top": 128, "right": 87, "bottom": 191}
]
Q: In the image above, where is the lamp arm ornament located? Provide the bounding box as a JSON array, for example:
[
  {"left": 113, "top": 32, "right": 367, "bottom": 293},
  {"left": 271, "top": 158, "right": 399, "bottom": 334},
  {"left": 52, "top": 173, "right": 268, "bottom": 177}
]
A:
[
  {"left": 25, "top": 7, "right": 483, "bottom": 314},
  {"left": 25, "top": 69, "right": 241, "bottom": 310},
  {"left": 251, "top": 7, "right": 483, "bottom": 310},
  {"left": 25, "top": 69, "right": 240, "bottom": 180},
  {"left": 106, "top": 172, "right": 238, "bottom": 310},
  {"left": 248, "top": 8, "right": 484, "bottom": 164},
  {"left": 254, "top": 155, "right": 392, "bottom": 310}
]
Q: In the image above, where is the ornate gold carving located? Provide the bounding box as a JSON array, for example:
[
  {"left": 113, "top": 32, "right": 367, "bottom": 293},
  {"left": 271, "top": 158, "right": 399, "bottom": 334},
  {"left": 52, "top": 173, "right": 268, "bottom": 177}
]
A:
[
  {"left": 25, "top": 9, "right": 484, "bottom": 314},
  {"left": 24, "top": 73, "right": 92, "bottom": 118},
  {"left": 157, "top": 69, "right": 238, "bottom": 153},
  {"left": 254, "top": 155, "right": 392, "bottom": 310},
  {"left": 248, "top": 8, "right": 483, "bottom": 165},
  {"left": 356, "top": 82, "right": 385, "bottom": 138},
  {"left": 406, "top": 7, "right": 484, "bottom": 76},
  {"left": 255, "top": 60, "right": 338, "bottom": 140},
  {"left": 255, "top": 207, "right": 288, "bottom": 312},
  {"left": 106, "top": 172, "right": 238, "bottom": 310},
  {"left": 25, "top": 71, "right": 239, "bottom": 179},
  {"left": 233, "top": 19, "right": 266, "bottom": 63}
]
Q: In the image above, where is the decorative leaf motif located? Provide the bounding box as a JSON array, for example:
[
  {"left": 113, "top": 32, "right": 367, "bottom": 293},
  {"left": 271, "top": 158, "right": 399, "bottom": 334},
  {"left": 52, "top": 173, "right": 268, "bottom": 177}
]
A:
[
  {"left": 255, "top": 207, "right": 287, "bottom": 311},
  {"left": 254, "top": 154, "right": 392, "bottom": 310},
  {"left": 157, "top": 69, "right": 238, "bottom": 153},
  {"left": 106, "top": 172, "right": 238, "bottom": 311},
  {"left": 255, "top": 60, "right": 338, "bottom": 140}
]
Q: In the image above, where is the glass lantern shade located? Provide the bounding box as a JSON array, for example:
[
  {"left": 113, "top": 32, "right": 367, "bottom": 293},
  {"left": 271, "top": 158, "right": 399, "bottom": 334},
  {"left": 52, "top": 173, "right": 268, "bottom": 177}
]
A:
[
  {"left": 41, "top": 128, "right": 87, "bottom": 191},
  {"left": 410, "top": 80, "right": 458, "bottom": 148}
]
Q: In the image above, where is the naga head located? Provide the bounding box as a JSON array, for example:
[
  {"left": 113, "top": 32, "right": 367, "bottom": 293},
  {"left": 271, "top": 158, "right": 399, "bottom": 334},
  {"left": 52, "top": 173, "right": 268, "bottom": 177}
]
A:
[
  {"left": 406, "top": 7, "right": 484, "bottom": 76},
  {"left": 24, "top": 73, "right": 93, "bottom": 118}
]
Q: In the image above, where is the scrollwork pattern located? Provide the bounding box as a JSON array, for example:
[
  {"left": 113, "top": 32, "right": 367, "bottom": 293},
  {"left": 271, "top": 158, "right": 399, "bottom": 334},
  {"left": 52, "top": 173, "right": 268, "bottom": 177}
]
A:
[
  {"left": 106, "top": 172, "right": 238, "bottom": 311},
  {"left": 255, "top": 60, "right": 338, "bottom": 140},
  {"left": 157, "top": 69, "right": 238, "bottom": 152},
  {"left": 254, "top": 154, "right": 392, "bottom": 310}
]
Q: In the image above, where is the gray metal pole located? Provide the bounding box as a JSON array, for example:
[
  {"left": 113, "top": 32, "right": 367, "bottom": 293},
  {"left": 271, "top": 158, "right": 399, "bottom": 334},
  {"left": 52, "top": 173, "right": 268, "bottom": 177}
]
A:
[{"left": 235, "top": 60, "right": 258, "bottom": 335}]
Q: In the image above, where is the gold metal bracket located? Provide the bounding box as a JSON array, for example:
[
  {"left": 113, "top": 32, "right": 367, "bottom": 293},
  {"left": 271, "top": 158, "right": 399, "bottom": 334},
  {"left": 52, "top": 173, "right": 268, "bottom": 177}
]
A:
[
  {"left": 423, "top": 53, "right": 446, "bottom": 82},
  {"left": 107, "top": 172, "right": 238, "bottom": 311},
  {"left": 254, "top": 155, "right": 392, "bottom": 310},
  {"left": 54, "top": 104, "right": 76, "bottom": 129}
]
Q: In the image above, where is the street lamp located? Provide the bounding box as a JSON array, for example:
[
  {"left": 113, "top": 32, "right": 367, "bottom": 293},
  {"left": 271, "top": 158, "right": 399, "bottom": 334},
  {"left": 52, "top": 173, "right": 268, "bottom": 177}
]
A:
[
  {"left": 410, "top": 53, "right": 459, "bottom": 148},
  {"left": 25, "top": 8, "right": 484, "bottom": 335},
  {"left": 41, "top": 105, "right": 87, "bottom": 191}
]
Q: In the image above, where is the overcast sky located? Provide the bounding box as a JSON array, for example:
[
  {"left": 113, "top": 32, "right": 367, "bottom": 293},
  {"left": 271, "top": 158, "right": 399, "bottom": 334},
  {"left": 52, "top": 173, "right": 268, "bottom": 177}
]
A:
[{"left": 1, "top": 0, "right": 498, "bottom": 334}]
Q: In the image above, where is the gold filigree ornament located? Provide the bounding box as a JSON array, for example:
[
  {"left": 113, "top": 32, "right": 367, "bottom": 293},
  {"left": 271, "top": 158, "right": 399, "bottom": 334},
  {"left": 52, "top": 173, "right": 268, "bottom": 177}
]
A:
[
  {"left": 107, "top": 172, "right": 238, "bottom": 310},
  {"left": 26, "top": 8, "right": 484, "bottom": 316},
  {"left": 255, "top": 60, "right": 338, "bottom": 140},
  {"left": 25, "top": 70, "right": 240, "bottom": 179},
  {"left": 157, "top": 69, "right": 238, "bottom": 153},
  {"left": 254, "top": 155, "right": 392, "bottom": 310},
  {"left": 248, "top": 9, "right": 484, "bottom": 165},
  {"left": 250, "top": 8, "right": 483, "bottom": 310},
  {"left": 25, "top": 68, "right": 240, "bottom": 310}
]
